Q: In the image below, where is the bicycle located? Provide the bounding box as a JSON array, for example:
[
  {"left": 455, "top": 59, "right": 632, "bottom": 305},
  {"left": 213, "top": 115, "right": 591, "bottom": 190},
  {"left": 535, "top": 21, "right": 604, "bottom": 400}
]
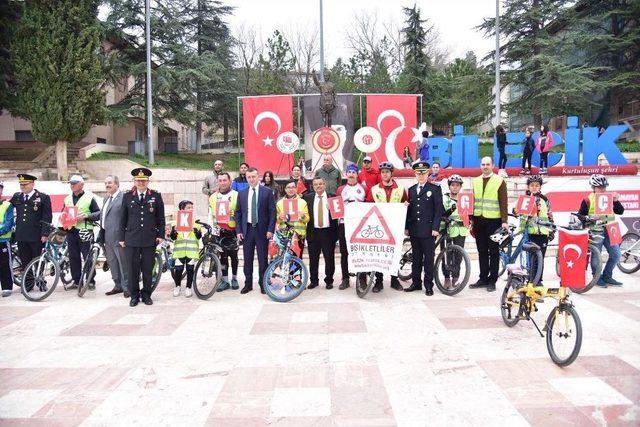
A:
[
  {"left": 550, "top": 214, "right": 603, "bottom": 294},
  {"left": 497, "top": 213, "right": 544, "bottom": 285},
  {"left": 263, "top": 221, "right": 308, "bottom": 302},
  {"left": 500, "top": 258, "right": 582, "bottom": 367},
  {"left": 78, "top": 223, "right": 106, "bottom": 297},
  {"left": 11, "top": 242, "right": 22, "bottom": 287},
  {"left": 192, "top": 220, "right": 223, "bottom": 300},
  {"left": 618, "top": 231, "right": 640, "bottom": 274},
  {"left": 12, "top": 239, "right": 72, "bottom": 288},
  {"left": 394, "top": 217, "right": 471, "bottom": 296},
  {"left": 20, "top": 222, "right": 70, "bottom": 301},
  {"left": 360, "top": 224, "right": 384, "bottom": 239}
]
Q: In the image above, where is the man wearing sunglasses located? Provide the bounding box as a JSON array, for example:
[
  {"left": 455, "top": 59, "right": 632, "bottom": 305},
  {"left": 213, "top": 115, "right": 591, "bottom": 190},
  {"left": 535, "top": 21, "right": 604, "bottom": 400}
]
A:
[{"left": 357, "top": 156, "right": 381, "bottom": 191}]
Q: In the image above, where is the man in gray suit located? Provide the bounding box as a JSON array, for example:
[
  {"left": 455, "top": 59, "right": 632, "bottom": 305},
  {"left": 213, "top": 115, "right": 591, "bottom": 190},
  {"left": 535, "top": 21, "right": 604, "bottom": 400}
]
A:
[{"left": 102, "top": 175, "right": 129, "bottom": 297}]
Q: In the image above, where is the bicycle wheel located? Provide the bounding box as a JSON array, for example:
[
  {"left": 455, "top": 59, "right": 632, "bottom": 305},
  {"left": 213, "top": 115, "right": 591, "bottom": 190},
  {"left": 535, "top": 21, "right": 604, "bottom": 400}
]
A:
[
  {"left": 59, "top": 259, "right": 73, "bottom": 286},
  {"left": 569, "top": 243, "right": 602, "bottom": 294},
  {"left": 618, "top": 232, "right": 640, "bottom": 274},
  {"left": 263, "top": 255, "right": 308, "bottom": 302},
  {"left": 500, "top": 283, "right": 521, "bottom": 327},
  {"left": 546, "top": 304, "right": 582, "bottom": 367},
  {"left": 78, "top": 246, "right": 99, "bottom": 297},
  {"left": 149, "top": 252, "right": 163, "bottom": 293},
  {"left": 397, "top": 238, "right": 412, "bottom": 281},
  {"left": 497, "top": 252, "right": 507, "bottom": 278},
  {"left": 11, "top": 251, "right": 22, "bottom": 287},
  {"left": 434, "top": 244, "right": 471, "bottom": 296},
  {"left": 355, "top": 272, "right": 375, "bottom": 298},
  {"left": 21, "top": 255, "right": 59, "bottom": 302},
  {"left": 193, "top": 252, "right": 222, "bottom": 300},
  {"left": 518, "top": 248, "right": 543, "bottom": 285}
]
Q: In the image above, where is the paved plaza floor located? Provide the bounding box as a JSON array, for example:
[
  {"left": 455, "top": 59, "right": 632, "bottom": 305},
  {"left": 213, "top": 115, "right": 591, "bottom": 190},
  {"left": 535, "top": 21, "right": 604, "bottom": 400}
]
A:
[{"left": 0, "top": 259, "right": 639, "bottom": 426}]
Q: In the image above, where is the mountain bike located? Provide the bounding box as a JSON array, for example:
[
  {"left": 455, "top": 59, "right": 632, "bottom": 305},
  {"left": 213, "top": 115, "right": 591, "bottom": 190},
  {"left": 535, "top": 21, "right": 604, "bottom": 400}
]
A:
[
  {"left": 500, "top": 258, "right": 582, "bottom": 367},
  {"left": 618, "top": 231, "right": 640, "bottom": 274},
  {"left": 360, "top": 224, "right": 384, "bottom": 239},
  {"left": 497, "top": 213, "right": 544, "bottom": 285},
  {"left": 549, "top": 214, "right": 603, "bottom": 294},
  {"left": 20, "top": 223, "right": 70, "bottom": 301},
  {"left": 263, "top": 221, "right": 308, "bottom": 302},
  {"left": 12, "top": 240, "right": 72, "bottom": 288},
  {"left": 192, "top": 220, "right": 223, "bottom": 300}
]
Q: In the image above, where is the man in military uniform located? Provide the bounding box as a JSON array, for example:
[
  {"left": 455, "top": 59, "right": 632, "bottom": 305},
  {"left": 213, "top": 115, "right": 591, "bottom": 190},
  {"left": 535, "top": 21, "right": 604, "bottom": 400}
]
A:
[
  {"left": 62, "top": 175, "right": 101, "bottom": 290},
  {"left": 404, "top": 161, "right": 443, "bottom": 296},
  {"left": 118, "top": 168, "right": 165, "bottom": 307},
  {"left": 9, "top": 174, "right": 52, "bottom": 269}
]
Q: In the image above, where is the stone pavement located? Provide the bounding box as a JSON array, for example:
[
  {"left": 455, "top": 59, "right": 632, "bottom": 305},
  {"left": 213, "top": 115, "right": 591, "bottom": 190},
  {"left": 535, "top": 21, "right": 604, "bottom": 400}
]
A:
[{"left": 0, "top": 259, "right": 638, "bottom": 426}]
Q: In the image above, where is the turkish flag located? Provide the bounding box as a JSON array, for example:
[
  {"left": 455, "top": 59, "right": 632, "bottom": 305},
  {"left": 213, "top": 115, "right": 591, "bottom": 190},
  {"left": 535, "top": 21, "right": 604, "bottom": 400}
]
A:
[
  {"left": 457, "top": 192, "right": 474, "bottom": 216},
  {"left": 282, "top": 198, "right": 299, "bottom": 221},
  {"left": 606, "top": 221, "right": 622, "bottom": 245},
  {"left": 558, "top": 229, "right": 589, "bottom": 288},
  {"left": 366, "top": 95, "right": 417, "bottom": 168},
  {"left": 594, "top": 193, "right": 614, "bottom": 215},
  {"left": 296, "top": 178, "right": 307, "bottom": 194},
  {"left": 328, "top": 196, "right": 345, "bottom": 219},
  {"left": 60, "top": 206, "right": 78, "bottom": 229},
  {"left": 176, "top": 210, "right": 193, "bottom": 232},
  {"left": 242, "top": 96, "right": 293, "bottom": 175},
  {"left": 215, "top": 200, "right": 230, "bottom": 223},
  {"left": 515, "top": 195, "right": 537, "bottom": 216}
]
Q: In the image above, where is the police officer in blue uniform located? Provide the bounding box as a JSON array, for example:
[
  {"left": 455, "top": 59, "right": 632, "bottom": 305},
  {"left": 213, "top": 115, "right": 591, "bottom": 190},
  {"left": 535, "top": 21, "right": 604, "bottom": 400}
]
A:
[
  {"left": 404, "top": 161, "right": 443, "bottom": 296},
  {"left": 118, "top": 168, "right": 165, "bottom": 307},
  {"left": 9, "top": 174, "right": 52, "bottom": 269}
]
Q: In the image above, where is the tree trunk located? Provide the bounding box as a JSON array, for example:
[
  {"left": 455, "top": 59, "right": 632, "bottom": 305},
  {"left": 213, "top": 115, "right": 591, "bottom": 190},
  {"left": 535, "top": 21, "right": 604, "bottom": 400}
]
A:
[
  {"left": 223, "top": 113, "right": 229, "bottom": 143},
  {"left": 195, "top": 120, "right": 202, "bottom": 154},
  {"left": 55, "top": 140, "right": 68, "bottom": 180}
]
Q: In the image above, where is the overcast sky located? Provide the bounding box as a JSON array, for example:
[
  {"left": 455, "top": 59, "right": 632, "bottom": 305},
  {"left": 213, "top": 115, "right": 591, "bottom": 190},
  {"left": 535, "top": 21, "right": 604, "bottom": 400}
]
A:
[{"left": 224, "top": 0, "right": 497, "bottom": 64}]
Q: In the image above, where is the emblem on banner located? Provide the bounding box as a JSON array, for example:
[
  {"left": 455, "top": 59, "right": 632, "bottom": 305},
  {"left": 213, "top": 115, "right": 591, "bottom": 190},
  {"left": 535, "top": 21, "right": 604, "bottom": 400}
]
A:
[
  {"left": 353, "top": 126, "right": 382, "bottom": 153},
  {"left": 311, "top": 127, "right": 340, "bottom": 154},
  {"left": 276, "top": 131, "right": 300, "bottom": 154}
]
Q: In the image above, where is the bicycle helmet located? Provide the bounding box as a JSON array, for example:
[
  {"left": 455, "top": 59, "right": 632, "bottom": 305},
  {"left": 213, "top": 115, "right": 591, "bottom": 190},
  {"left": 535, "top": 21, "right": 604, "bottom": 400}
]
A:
[
  {"left": 379, "top": 161, "right": 394, "bottom": 172},
  {"left": 490, "top": 227, "right": 511, "bottom": 245},
  {"left": 589, "top": 174, "right": 608, "bottom": 188},
  {"left": 447, "top": 174, "right": 463, "bottom": 185},
  {"left": 526, "top": 175, "right": 543, "bottom": 185}
]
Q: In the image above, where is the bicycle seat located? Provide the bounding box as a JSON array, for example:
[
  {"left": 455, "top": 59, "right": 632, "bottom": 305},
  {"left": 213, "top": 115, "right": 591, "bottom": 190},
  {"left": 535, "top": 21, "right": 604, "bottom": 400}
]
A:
[
  {"left": 506, "top": 263, "right": 528, "bottom": 276},
  {"left": 523, "top": 242, "right": 540, "bottom": 251}
]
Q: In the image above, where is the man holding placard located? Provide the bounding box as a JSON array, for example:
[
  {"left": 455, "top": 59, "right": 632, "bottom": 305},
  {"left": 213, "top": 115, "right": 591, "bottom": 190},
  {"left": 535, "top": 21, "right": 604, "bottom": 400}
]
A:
[
  {"left": 209, "top": 172, "right": 240, "bottom": 291},
  {"left": 336, "top": 164, "right": 366, "bottom": 289},
  {"left": 276, "top": 180, "right": 310, "bottom": 257},
  {"left": 578, "top": 174, "right": 625, "bottom": 287}
]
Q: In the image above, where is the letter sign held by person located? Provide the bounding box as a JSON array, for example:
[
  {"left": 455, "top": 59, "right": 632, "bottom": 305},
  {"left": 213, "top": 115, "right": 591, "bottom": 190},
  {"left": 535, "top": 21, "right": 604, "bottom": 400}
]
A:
[
  {"left": 176, "top": 210, "right": 193, "bottom": 232},
  {"left": 595, "top": 193, "right": 614, "bottom": 215},
  {"left": 515, "top": 195, "right": 537, "bottom": 216},
  {"left": 283, "top": 198, "right": 299, "bottom": 221},
  {"left": 605, "top": 221, "right": 622, "bottom": 246},
  {"left": 215, "top": 200, "right": 230, "bottom": 223},
  {"left": 328, "top": 196, "right": 345, "bottom": 219},
  {"left": 61, "top": 206, "right": 78, "bottom": 229},
  {"left": 457, "top": 192, "right": 474, "bottom": 216}
]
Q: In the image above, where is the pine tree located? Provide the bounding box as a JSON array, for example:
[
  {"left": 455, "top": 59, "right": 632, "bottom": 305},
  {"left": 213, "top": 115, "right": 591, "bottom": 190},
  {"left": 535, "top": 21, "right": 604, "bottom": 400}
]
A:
[
  {"left": 11, "top": 0, "right": 105, "bottom": 179},
  {"left": 256, "top": 30, "right": 295, "bottom": 95},
  {"left": 0, "top": 0, "right": 22, "bottom": 111},
  {"left": 399, "top": 5, "right": 431, "bottom": 96}
]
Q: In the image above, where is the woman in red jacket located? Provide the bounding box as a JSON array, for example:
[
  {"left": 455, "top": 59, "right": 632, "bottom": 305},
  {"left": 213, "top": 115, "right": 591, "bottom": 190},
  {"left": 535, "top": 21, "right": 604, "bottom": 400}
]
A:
[{"left": 536, "top": 125, "right": 554, "bottom": 175}]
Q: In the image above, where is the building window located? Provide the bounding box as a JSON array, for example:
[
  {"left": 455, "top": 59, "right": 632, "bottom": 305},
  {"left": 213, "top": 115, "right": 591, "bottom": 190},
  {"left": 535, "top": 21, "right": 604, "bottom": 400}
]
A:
[
  {"left": 97, "top": 137, "right": 107, "bottom": 144},
  {"left": 15, "top": 130, "right": 34, "bottom": 141}
]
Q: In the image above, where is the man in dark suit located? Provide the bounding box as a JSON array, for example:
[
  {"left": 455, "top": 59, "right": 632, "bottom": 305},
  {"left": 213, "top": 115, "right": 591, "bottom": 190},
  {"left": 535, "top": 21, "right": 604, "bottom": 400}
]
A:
[
  {"left": 102, "top": 175, "right": 129, "bottom": 297},
  {"left": 118, "top": 168, "right": 165, "bottom": 307},
  {"left": 10, "top": 174, "right": 52, "bottom": 268},
  {"left": 404, "top": 161, "right": 443, "bottom": 296},
  {"left": 235, "top": 167, "right": 276, "bottom": 294},
  {"left": 303, "top": 177, "right": 338, "bottom": 289}
]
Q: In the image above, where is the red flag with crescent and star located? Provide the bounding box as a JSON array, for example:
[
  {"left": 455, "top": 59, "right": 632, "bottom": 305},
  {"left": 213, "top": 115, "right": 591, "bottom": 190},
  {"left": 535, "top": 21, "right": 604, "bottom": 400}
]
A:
[
  {"left": 558, "top": 229, "right": 589, "bottom": 288},
  {"left": 366, "top": 95, "right": 418, "bottom": 169},
  {"left": 242, "top": 96, "right": 293, "bottom": 175}
]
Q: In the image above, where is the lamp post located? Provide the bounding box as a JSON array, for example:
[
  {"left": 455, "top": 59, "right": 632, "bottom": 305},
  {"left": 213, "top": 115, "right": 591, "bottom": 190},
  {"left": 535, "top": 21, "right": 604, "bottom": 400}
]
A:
[
  {"left": 494, "top": 0, "right": 501, "bottom": 127},
  {"left": 319, "top": 0, "right": 325, "bottom": 82},
  {"left": 145, "top": 0, "right": 154, "bottom": 164}
]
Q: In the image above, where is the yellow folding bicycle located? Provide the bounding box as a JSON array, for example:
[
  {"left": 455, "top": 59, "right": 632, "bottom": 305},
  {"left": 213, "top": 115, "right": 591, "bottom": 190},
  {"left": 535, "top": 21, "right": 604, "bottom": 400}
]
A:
[{"left": 500, "top": 255, "right": 582, "bottom": 367}]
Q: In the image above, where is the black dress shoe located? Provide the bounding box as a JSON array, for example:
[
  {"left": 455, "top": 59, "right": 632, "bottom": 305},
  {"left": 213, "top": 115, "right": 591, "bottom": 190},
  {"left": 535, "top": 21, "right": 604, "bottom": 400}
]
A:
[
  {"left": 240, "top": 286, "right": 253, "bottom": 294},
  {"left": 390, "top": 279, "right": 403, "bottom": 291},
  {"left": 372, "top": 283, "right": 383, "bottom": 293},
  {"left": 105, "top": 288, "right": 123, "bottom": 296},
  {"left": 124, "top": 291, "right": 130, "bottom": 298},
  {"left": 307, "top": 283, "right": 319, "bottom": 289},
  {"left": 404, "top": 284, "right": 422, "bottom": 292},
  {"left": 129, "top": 298, "right": 139, "bottom": 307},
  {"left": 142, "top": 297, "right": 153, "bottom": 305},
  {"left": 260, "top": 287, "right": 266, "bottom": 294},
  {"left": 425, "top": 288, "right": 434, "bottom": 296},
  {"left": 469, "top": 280, "right": 489, "bottom": 289},
  {"left": 486, "top": 283, "right": 496, "bottom": 292},
  {"left": 339, "top": 279, "right": 350, "bottom": 290},
  {"left": 326, "top": 283, "right": 333, "bottom": 290}
]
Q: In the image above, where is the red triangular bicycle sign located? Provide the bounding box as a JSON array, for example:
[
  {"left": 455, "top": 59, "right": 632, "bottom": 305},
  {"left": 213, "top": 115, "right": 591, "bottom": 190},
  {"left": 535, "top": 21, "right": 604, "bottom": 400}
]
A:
[{"left": 350, "top": 205, "right": 396, "bottom": 245}]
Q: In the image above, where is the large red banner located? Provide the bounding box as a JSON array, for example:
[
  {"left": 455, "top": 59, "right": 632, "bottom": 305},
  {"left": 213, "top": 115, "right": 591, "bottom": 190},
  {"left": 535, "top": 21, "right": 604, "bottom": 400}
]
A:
[
  {"left": 366, "top": 95, "right": 417, "bottom": 168},
  {"left": 242, "top": 96, "right": 293, "bottom": 175}
]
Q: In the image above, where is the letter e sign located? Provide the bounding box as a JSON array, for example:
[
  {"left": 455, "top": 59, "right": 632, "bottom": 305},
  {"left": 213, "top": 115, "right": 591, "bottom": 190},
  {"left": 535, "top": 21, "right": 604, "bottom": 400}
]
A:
[
  {"left": 515, "top": 195, "right": 536, "bottom": 216},
  {"left": 328, "top": 196, "right": 344, "bottom": 219}
]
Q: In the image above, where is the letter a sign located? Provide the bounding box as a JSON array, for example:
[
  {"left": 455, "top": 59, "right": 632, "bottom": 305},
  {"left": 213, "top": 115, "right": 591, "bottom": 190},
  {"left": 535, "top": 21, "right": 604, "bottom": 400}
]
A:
[
  {"left": 215, "top": 200, "right": 230, "bottom": 223},
  {"left": 594, "top": 193, "right": 614, "bottom": 215},
  {"left": 515, "top": 195, "right": 537, "bottom": 216},
  {"left": 328, "top": 196, "right": 345, "bottom": 219},
  {"left": 176, "top": 210, "right": 193, "bottom": 232},
  {"left": 282, "top": 198, "right": 299, "bottom": 221}
]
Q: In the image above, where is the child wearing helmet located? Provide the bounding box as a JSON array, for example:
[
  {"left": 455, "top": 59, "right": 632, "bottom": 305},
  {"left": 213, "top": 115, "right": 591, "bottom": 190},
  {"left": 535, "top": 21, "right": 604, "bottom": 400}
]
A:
[
  {"left": 578, "top": 174, "right": 624, "bottom": 287},
  {"left": 169, "top": 200, "right": 202, "bottom": 297},
  {"left": 440, "top": 174, "right": 469, "bottom": 288},
  {"left": 518, "top": 175, "right": 554, "bottom": 284}
]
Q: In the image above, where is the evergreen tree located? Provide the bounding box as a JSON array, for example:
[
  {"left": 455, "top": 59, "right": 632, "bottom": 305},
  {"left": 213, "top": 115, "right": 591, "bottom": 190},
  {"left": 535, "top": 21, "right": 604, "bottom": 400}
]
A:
[
  {"left": 257, "top": 30, "right": 295, "bottom": 94},
  {"left": 398, "top": 4, "right": 431, "bottom": 96},
  {"left": 11, "top": 0, "right": 105, "bottom": 179},
  {"left": 0, "top": 0, "right": 21, "bottom": 111}
]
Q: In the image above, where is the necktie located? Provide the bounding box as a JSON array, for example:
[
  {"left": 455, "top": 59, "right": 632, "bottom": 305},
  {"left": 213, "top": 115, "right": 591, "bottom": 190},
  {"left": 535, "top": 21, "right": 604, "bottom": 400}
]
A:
[
  {"left": 251, "top": 188, "right": 257, "bottom": 226},
  {"left": 139, "top": 193, "right": 144, "bottom": 203},
  {"left": 317, "top": 195, "right": 324, "bottom": 228},
  {"left": 24, "top": 194, "right": 28, "bottom": 202},
  {"left": 418, "top": 185, "right": 423, "bottom": 194}
]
